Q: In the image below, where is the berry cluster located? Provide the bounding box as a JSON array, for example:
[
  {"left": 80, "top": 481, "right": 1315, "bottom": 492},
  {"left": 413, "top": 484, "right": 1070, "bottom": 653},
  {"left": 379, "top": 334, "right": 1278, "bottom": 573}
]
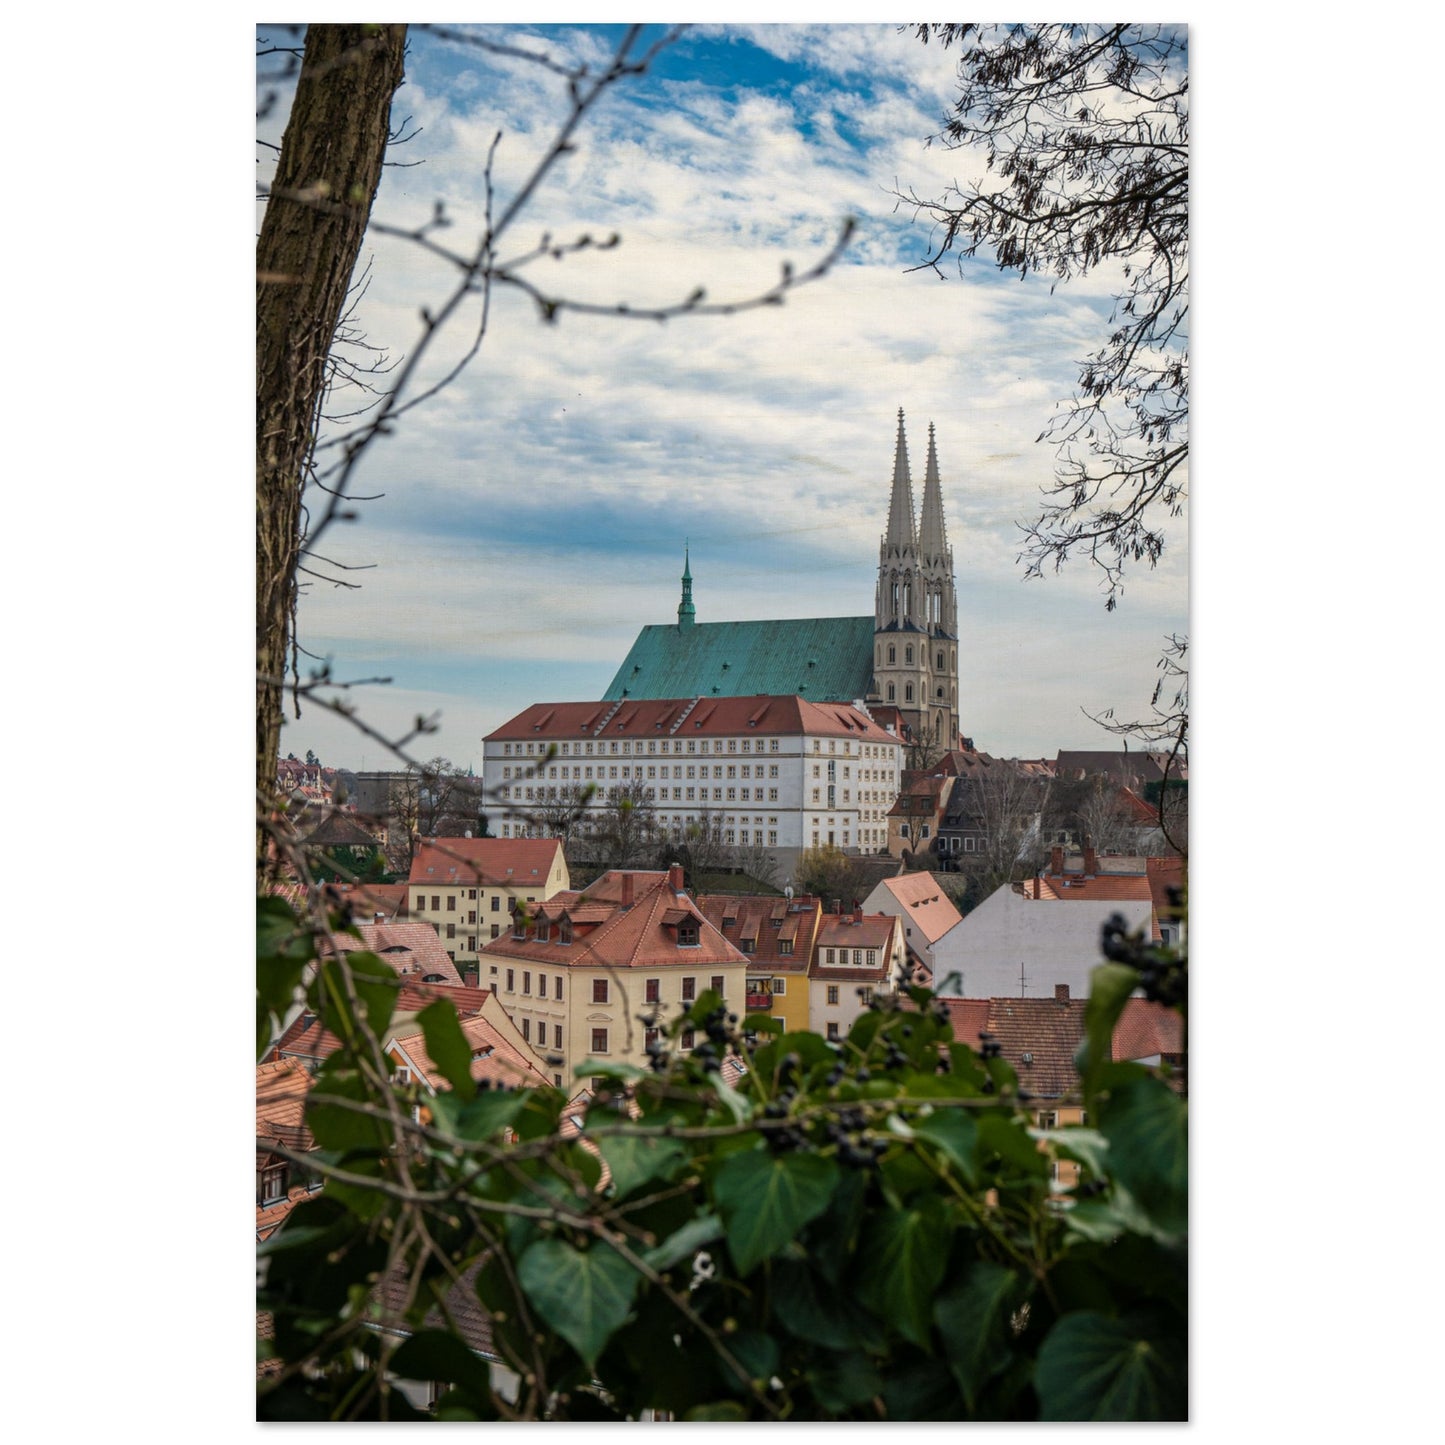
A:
[{"left": 1100, "top": 912, "right": 1187, "bottom": 1007}]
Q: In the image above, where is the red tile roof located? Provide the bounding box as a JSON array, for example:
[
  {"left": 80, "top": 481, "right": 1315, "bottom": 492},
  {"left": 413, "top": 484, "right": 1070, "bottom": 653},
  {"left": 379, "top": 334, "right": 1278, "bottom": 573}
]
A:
[
  {"left": 938, "top": 997, "right": 991, "bottom": 1047},
  {"left": 485, "top": 869, "right": 747, "bottom": 971},
  {"left": 695, "top": 893, "right": 823, "bottom": 971},
  {"left": 387, "top": 1011, "right": 552, "bottom": 1091},
  {"left": 409, "top": 836, "right": 564, "bottom": 888},
  {"left": 256, "top": 1058, "right": 314, "bottom": 1152},
  {"left": 809, "top": 913, "right": 901, "bottom": 979},
  {"left": 873, "top": 872, "right": 964, "bottom": 945},
  {"left": 980, "top": 994, "right": 1087, "bottom": 1099},
  {"left": 485, "top": 695, "right": 898, "bottom": 745},
  {"left": 1113, "top": 998, "right": 1185, "bottom": 1062},
  {"left": 321, "top": 921, "right": 463, "bottom": 986}
]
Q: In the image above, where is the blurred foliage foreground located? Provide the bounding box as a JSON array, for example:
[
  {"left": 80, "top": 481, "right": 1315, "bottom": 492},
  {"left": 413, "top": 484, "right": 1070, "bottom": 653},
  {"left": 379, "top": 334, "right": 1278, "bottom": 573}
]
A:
[{"left": 257, "top": 896, "right": 1186, "bottom": 1421}]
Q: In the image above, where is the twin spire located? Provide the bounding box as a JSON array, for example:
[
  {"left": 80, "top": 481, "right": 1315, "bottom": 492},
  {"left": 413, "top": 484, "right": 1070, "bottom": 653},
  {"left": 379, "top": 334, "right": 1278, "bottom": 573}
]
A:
[{"left": 886, "top": 409, "right": 950, "bottom": 562}]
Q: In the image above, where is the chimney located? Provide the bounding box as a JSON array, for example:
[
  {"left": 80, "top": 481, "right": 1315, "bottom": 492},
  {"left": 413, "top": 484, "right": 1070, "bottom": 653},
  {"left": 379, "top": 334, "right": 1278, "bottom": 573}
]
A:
[
  {"left": 621, "top": 873, "right": 634, "bottom": 907},
  {"left": 832, "top": 897, "right": 842, "bottom": 915},
  {"left": 1050, "top": 846, "right": 1064, "bottom": 876},
  {"left": 463, "top": 969, "right": 478, "bottom": 989},
  {"left": 854, "top": 903, "right": 863, "bottom": 924},
  {"left": 1083, "top": 841, "right": 1097, "bottom": 877},
  {"left": 669, "top": 862, "right": 685, "bottom": 894},
  {"left": 1055, "top": 983, "right": 1070, "bottom": 1004}
]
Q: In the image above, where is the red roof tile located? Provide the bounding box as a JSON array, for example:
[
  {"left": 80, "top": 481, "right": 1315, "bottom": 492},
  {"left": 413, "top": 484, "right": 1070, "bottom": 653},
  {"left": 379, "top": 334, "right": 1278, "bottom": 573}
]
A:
[
  {"left": 409, "top": 836, "right": 565, "bottom": 888},
  {"left": 1113, "top": 998, "right": 1184, "bottom": 1062},
  {"left": 696, "top": 893, "right": 822, "bottom": 971},
  {"left": 873, "top": 872, "right": 964, "bottom": 945}
]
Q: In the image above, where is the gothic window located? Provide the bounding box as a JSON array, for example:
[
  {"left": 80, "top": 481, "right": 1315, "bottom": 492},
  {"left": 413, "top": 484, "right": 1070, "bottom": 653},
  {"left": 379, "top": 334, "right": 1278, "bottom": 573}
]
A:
[
  {"left": 936, "top": 650, "right": 944, "bottom": 670},
  {"left": 888, "top": 644, "right": 896, "bottom": 664},
  {"left": 887, "top": 684, "right": 896, "bottom": 701},
  {"left": 905, "top": 645, "right": 914, "bottom": 665},
  {"left": 905, "top": 684, "right": 914, "bottom": 702}
]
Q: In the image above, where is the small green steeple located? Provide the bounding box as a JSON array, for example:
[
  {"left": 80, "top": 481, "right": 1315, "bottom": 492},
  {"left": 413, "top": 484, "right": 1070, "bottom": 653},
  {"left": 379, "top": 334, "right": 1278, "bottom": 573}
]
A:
[{"left": 677, "top": 544, "right": 695, "bottom": 628}]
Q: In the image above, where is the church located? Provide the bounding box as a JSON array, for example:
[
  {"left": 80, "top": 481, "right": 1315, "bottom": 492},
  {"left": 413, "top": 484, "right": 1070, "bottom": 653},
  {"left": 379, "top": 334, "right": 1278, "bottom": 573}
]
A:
[
  {"left": 482, "top": 412, "right": 961, "bottom": 864},
  {"left": 604, "top": 409, "right": 962, "bottom": 748}
]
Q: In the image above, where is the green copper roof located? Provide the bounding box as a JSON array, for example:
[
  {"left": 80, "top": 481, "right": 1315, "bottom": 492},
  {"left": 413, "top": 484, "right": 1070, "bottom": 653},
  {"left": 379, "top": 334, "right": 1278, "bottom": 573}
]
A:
[{"left": 604, "top": 616, "right": 876, "bottom": 703}]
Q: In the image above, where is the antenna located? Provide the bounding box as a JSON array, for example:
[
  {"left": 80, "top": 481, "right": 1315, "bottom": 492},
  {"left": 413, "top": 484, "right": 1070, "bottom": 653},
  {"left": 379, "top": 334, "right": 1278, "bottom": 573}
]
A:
[{"left": 1018, "top": 958, "right": 1030, "bottom": 997}]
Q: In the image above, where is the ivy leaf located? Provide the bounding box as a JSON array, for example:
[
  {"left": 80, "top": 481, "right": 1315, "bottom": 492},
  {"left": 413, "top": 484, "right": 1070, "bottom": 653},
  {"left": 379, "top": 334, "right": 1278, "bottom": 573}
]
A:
[
  {"left": 935, "top": 1261, "right": 1023, "bottom": 1409},
  {"left": 516, "top": 1237, "right": 640, "bottom": 1370},
  {"left": 1097, "top": 1076, "right": 1187, "bottom": 1237},
  {"left": 1035, "top": 1310, "right": 1186, "bottom": 1420},
  {"left": 642, "top": 1211, "right": 724, "bottom": 1271},
  {"left": 912, "top": 1108, "right": 979, "bottom": 1186},
  {"left": 1076, "top": 962, "right": 1139, "bottom": 1093},
  {"left": 856, "top": 1196, "right": 950, "bottom": 1346},
  {"left": 597, "top": 1133, "right": 685, "bottom": 1199},
  {"left": 808, "top": 1350, "right": 883, "bottom": 1412},
  {"left": 389, "top": 1329, "right": 491, "bottom": 1396},
  {"left": 428, "top": 1087, "right": 526, "bottom": 1142},
  {"left": 712, "top": 1149, "right": 839, "bottom": 1275},
  {"left": 416, "top": 1000, "right": 476, "bottom": 1101}
]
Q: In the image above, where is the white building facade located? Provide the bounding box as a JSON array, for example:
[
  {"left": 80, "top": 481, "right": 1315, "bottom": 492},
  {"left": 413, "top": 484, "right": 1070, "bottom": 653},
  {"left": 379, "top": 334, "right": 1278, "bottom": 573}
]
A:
[{"left": 483, "top": 694, "right": 903, "bottom": 873}]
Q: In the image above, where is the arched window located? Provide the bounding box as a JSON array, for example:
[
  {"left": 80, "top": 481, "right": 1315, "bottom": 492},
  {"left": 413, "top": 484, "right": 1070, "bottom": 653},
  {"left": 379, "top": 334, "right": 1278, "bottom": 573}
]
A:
[
  {"left": 888, "top": 644, "right": 896, "bottom": 664},
  {"left": 905, "top": 645, "right": 914, "bottom": 665},
  {"left": 905, "top": 684, "right": 914, "bottom": 702},
  {"left": 936, "top": 651, "right": 944, "bottom": 670},
  {"left": 887, "top": 683, "right": 896, "bottom": 701}
]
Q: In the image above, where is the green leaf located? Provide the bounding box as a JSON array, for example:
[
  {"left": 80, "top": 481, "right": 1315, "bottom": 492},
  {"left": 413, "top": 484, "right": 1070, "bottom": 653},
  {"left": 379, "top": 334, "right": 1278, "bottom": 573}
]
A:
[
  {"left": 856, "top": 1196, "right": 950, "bottom": 1346},
  {"left": 416, "top": 999, "right": 476, "bottom": 1100},
  {"left": 772, "top": 1259, "right": 876, "bottom": 1351},
  {"left": 428, "top": 1086, "right": 526, "bottom": 1142},
  {"left": 1098, "top": 1076, "right": 1187, "bottom": 1237},
  {"left": 808, "top": 1350, "right": 883, "bottom": 1413},
  {"left": 516, "top": 1237, "right": 640, "bottom": 1370},
  {"left": 643, "top": 1212, "right": 724, "bottom": 1271},
  {"left": 912, "top": 1108, "right": 979, "bottom": 1187},
  {"left": 712, "top": 1149, "right": 839, "bottom": 1274},
  {"left": 1076, "top": 962, "right": 1140, "bottom": 1093},
  {"left": 935, "top": 1261, "right": 1023, "bottom": 1409},
  {"left": 1035, "top": 1310, "right": 1186, "bottom": 1420},
  {"left": 728, "top": 1329, "right": 779, "bottom": 1387},
  {"left": 389, "top": 1330, "right": 491, "bottom": 1395},
  {"left": 685, "top": 1401, "right": 747, "bottom": 1421},
  {"left": 305, "top": 1070, "right": 391, "bottom": 1151},
  {"left": 976, "top": 1111, "right": 1050, "bottom": 1178},
  {"left": 597, "top": 1132, "right": 685, "bottom": 1199}
]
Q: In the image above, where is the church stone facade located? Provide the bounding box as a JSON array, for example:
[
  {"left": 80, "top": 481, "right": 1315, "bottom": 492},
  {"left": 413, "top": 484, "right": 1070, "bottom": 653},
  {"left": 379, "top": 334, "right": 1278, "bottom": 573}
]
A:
[
  {"left": 868, "top": 409, "right": 961, "bottom": 747},
  {"left": 605, "top": 409, "right": 962, "bottom": 750}
]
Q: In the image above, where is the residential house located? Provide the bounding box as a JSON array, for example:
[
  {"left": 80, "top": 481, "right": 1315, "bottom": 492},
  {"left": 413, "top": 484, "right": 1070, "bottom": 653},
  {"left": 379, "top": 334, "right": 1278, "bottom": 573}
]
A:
[
  {"left": 408, "top": 837, "right": 570, "bottom": 984},
  {"left": 479, "top": 865, "right": 750, "bottom": 1084},
  {"left": 695, "top": 892, "right": 825, "bottom": 1033},
  {"left": 885, "top": 772, "right": 954, "bottom": 858},
  {"left": 808, "top": 907, "right": 908, "bottom": 1041},
  {"left": 862, "top": 871, "right": 963, "bottom": 980},
  {"left": 256, "top": 1058, "right": 319, "bottom": 1240},
  {"left": 929, "top": 877, "right": 1154, "bottom": 1000},
  {"left": 320, "top": 919, "right": 464, "bottom": 987}
]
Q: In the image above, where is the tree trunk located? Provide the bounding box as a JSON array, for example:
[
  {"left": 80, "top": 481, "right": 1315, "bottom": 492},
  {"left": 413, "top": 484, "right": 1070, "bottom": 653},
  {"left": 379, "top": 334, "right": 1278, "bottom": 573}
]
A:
[{"left": 256, "top": 24, "right": 406, "bottom": 879}]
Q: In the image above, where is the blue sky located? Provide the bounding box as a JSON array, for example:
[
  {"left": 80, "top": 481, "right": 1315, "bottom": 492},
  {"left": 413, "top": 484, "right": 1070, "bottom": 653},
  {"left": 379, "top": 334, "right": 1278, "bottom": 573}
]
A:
[{"left": 257, "top": 23, "right": 1189, "bottom": 771}]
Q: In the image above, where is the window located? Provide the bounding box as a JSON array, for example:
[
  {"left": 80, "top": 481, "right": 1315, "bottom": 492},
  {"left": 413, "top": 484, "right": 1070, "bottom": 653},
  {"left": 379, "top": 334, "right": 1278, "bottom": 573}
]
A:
[
  {"left": 645, "top": 978, "right": 660, "bottom": 1004},
  {"left": 777, "top": 939, "right": 792, "bottom": 956},
  {"left": 447, "top": 895, "right": 456, "bottom": 911},
  {"left": 680, "top": 1029, "right": 695, "bottom": 1050},
  {"left": 711, "top": 975, "right": 724, "bottom": 994},
  {"left": 415, "top": 896, "right": 425, "bottom": 912},
  {"left": 644, "top": 1026, "right": 660, "bottom": 1050},
  {"left": 827, "top": 985, "right": 839, "bottom": 1005},
  {"left": 773, "top": 977, "right": 787, "bottom": 994},
  {"left": 491, "top": 896, "right": 500, "bottom": 912},
  {"left": 678, "top": 921, "right": 700, "bottom": 947},
  {"left": 446, "top": 923, "right": 456, "bottom": 939},
  {"left": 522, "top": 1018, "right": 531, "bottom": 1041},
  {"left": 591, "top": 1028, "right": 608, "bottom": 1054},
  {"left": 523, "top": 971, "right": 531, "bottom": 995},
  {"left": 432, "top": 896, "right": 441, "bottom": 911},
  {"left": 258, "top": 1162, "right": 289, "bottom": 1206},
  {"left": 554, "top": 976, "right": 563, "bottom": 998},
  {"left": 859, "top": 987, "right": 874, "bottom": 1006},
  {"left": 741, "top": 936, "right": 756, "bottom": 954},
  {"left": 682, "top": 977, "right": 696, "bottom": 1001},
  {"left": 827, "top": 1022, "right": 840, "bottom": 1041},
  {"left": 467, "top": 936, "right": 476, "bottom": 951},
  {"left": 539, "top": 974, "right": 547, "bottom": 998},
  {"left": 468, "top": 888, "right": 477, "bottom": 900},
  {"left": 468, "top": 910, "right": 476, "bottom": 924},
  {"left": 1036, "top": 1111, "right": 1059, "bottom": 1130},
  {"left": 490, "top": 924, "right": 500, "bottom": 939},
  {"left": 506, "top": 969, "right": 515, "bottom": 991},
  {"left": 593, "top": 978, "right": 609, "bottom": 1004}
]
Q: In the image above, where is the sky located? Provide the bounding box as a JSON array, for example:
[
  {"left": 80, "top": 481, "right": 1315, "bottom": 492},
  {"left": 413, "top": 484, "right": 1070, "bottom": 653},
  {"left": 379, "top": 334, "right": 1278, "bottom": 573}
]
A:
[{"left": 257, "top": 22, "right": 1190, "bottom": 773}]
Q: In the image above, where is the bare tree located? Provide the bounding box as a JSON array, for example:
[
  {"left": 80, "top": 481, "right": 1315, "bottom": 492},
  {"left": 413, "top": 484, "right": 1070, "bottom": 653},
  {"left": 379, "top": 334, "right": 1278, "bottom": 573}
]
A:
[
  {"left": 728, "top": 841, "right": 781, "bottom": 890},
  {"left": 944, "top": 760, "right": 1048, "bottom": 913},
  {"left": 531, "top": 782, "right": 597, "bottom": 855},
  {"left": 795, "top": 845, "right": 870, "bottom": 908},
  {"left": 594, "top": 781, "right": 658, "bottom": 870},
  {"left": 900, "top": 24, "right": 1188, "bottom": 610}
]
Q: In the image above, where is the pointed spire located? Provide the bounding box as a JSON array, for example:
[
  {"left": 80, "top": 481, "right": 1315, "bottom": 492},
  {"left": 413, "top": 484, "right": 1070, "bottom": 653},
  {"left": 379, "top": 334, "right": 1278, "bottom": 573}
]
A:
[
  {"left": 677, "top": 544, "right": 695, "bottom": 628},
  {"left": 918, "top": 421, "right": 950, "bottom": 559},
  {"left": 885, "top": 408, "right": 918, "bottom": 551}
]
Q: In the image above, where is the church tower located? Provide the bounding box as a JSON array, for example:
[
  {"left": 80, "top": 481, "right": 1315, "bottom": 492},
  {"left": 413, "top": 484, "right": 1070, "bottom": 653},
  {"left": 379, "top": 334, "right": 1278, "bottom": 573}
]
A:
[{"left": 871, "top": 411, "right": 959, "bottom": 748}]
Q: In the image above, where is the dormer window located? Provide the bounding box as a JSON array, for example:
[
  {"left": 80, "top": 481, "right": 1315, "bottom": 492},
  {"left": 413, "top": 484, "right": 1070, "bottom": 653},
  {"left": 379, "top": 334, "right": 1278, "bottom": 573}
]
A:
[
  {"left": 741, "top": 937, "right": 756, "bottom": 954},
  {"left": 677, "top": 921, "right": 700, "bottom": 948}
]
